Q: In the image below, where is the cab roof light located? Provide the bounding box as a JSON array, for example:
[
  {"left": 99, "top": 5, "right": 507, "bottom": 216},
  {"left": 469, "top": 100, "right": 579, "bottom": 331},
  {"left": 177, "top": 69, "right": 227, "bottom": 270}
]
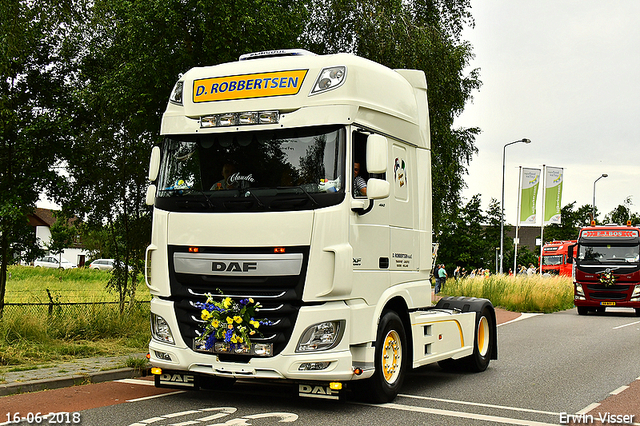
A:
[
  {"left": 200, "top": 111, "right": 279, "bottom": 128},
  {"left": 274, "top": 247, "right": 286, "bottom": 254},
  {"left": 188, "top": 247, "right": 200, "bottom": 253}
]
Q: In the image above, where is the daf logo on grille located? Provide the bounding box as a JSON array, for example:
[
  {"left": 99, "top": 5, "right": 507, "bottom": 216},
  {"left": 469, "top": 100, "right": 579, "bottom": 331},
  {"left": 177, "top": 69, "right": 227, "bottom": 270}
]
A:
[{"left": 212, "top": 261, "right": 258, "bottom": 272}]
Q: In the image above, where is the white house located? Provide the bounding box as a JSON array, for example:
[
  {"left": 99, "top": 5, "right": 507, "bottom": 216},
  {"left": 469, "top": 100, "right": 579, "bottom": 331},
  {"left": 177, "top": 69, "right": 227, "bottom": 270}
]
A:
[{"left": 28, "top": 208, "right": 91, "bottom": 267}]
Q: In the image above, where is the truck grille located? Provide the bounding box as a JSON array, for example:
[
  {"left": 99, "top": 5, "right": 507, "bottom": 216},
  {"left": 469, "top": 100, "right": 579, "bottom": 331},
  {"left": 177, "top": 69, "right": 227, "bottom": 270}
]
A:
[
  {"left": 585, "top": 283, "right": 630, "bottom": 301},
  {"left": 167, "top": 245, "right": 309, "bottom": 359}
]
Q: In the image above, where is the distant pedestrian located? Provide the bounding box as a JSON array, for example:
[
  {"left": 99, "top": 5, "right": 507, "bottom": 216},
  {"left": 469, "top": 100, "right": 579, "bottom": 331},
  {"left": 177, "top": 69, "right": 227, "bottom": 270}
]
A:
[
  {"left": 453, "top": 266, "right": 461, "bottom": 282},
  {"left": 436, "top": 264, "right": 447, "bottom": 294}
]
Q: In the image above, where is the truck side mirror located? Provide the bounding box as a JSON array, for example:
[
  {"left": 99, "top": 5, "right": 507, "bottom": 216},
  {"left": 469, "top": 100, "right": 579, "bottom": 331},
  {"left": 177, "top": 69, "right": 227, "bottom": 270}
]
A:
[
  {"left": 567, "top": 244, "right": 575, "bottom": 263},
  {"left": 367, "top": 178, "right": 390, "bottom": 199},
  {"left": 148, "top": 146, "right": 161, "bottom": 182},
  {"left": 366, "top": 134, "right": 387, "bottom": 174},
  {"left": 145, "top": 184, "right": 156, "bottom": 206}
]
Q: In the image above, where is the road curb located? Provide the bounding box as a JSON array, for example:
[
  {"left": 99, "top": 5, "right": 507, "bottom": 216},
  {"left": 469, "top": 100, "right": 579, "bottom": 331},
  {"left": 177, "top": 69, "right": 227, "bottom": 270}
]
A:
[{"left": 0, "top": 367, "right": 151, "bottom": 397}]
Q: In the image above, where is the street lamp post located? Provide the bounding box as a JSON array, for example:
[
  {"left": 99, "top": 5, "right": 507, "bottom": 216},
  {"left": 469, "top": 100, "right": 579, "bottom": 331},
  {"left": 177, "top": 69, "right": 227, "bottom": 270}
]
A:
[
  {"left": 500, "top": 138, "right": 531, "bottom": 274},
  {"left": 592, "top": 174, "right": 608, "bottom": 221}
]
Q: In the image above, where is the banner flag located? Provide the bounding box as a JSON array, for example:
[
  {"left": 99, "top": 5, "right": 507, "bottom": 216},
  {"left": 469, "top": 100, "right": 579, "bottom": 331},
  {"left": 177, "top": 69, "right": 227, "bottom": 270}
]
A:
[
  {"left": 519, "top": 168, "right": 541, "bottom": 226},
  {"left": 544, "top": 167, "right": 563, "bottom": 225}
]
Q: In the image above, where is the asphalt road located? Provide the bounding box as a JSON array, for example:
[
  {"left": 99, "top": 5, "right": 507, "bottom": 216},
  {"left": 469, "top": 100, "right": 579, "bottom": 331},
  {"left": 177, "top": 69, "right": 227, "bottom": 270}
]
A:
[{"left": 3, "top": 307, "right": 640, "bottom": 426}]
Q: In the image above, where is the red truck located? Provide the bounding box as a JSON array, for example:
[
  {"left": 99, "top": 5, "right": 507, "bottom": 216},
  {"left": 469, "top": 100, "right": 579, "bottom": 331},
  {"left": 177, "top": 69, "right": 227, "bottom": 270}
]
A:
[
  {"left": 569, "top": 224, "right": 640, "bottom": 316},
  {"left": 540, "top": 240, "right": 576, "bottom": 277}
]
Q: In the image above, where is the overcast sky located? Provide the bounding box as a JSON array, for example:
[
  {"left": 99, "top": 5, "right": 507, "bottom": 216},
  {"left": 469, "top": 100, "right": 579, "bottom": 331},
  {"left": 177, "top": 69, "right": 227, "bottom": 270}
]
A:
[{"left": 455, "top": 0, "right": 640, "bottom": 225}]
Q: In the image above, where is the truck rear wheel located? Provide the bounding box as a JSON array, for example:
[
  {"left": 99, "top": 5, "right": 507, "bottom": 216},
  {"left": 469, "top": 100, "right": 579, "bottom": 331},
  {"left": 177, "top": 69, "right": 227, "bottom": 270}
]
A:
[{"left": 360, "top": 311, "right": 407, "bottom": 403}]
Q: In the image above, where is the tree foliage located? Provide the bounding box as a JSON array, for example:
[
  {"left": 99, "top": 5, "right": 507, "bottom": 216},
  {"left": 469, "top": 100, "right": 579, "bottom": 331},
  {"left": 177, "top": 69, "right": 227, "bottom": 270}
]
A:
[
  {"left": 301, "top": 0, "right": 481, "bottom": 233},
  {"left": 0, "top": 0, "right": 71, "bottom": 316}
]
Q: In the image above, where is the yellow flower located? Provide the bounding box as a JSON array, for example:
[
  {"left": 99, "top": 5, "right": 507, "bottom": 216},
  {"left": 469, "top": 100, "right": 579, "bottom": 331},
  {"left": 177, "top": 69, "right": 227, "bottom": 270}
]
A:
[
  {"left": 211, "top": 319, "right": 219, "bottom": 328},
  {"left": 231, "top": 335, "right": 238, "bottom": 343},
  {"left": 223, "top": 298, "right": 232, "bottom": 308},
  {"left": 234, "top": 316, "right": 242, "bottom": 324},
  {"left": 250, "top": 320, "right": 260, "bottom": 328},
  {"left": 248, "top": 298, "right": 254, "bottom": 304},
  {"left": 226, "top": 316, "right": 233, "bottom": 324},
  {"left": 228, "top": 324, "right": 234, "bottom": 329},
  {"left": 237, "top": 336, "right": 243, "bottom": 343},
  {"left": 201, "top": 310, "right": 211, "bottom": 321}
]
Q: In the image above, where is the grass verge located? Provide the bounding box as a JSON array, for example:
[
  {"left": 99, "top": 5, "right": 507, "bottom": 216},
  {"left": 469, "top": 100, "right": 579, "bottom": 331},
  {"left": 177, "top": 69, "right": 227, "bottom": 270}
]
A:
[{"left": 440, "top": 275, "right": 575, "bottom": 313}]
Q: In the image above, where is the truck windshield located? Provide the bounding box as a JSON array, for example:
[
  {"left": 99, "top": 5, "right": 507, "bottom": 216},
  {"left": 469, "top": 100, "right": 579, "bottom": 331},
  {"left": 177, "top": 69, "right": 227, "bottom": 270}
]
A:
[
  {"left": 542, "top": 255, "right": 563, "bottom": 266},
  {"left": 577, "top": 244, "right": 640, "bottom": 264},
  {"left": 155, "top": 125, "right": 346, "bottom": 212}
]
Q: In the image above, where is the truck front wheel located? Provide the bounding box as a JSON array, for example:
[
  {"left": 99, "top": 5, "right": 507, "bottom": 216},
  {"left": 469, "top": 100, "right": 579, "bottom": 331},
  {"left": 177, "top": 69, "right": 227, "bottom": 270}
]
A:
[{"left": 360, "top": 311, "right": 407, "bottom": 403}]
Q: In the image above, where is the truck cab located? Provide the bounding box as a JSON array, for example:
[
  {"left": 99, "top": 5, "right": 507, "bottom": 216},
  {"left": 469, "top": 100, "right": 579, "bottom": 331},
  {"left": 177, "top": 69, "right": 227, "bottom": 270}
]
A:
[
  {"left": 144, "top": 50, "right": 497, "bottom": 402},
  {"left": 570, "top": 224, "right": 640, "bottom": 316},
  {"left": 540, "top": 240, "right": 576, "bottom": 277}
]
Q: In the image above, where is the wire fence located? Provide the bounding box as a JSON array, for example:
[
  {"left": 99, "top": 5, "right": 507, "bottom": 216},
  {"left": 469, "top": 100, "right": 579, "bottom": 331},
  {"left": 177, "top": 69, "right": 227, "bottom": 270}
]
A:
[{"left": 2, "top": 300, "right": 150, "bottom": 318}]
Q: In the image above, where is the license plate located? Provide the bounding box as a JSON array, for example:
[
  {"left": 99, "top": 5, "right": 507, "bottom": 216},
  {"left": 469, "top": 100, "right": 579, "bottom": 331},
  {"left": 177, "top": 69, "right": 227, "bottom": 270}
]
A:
[{"left": 600, "top": 302, "right": 616, "bottom": 306}]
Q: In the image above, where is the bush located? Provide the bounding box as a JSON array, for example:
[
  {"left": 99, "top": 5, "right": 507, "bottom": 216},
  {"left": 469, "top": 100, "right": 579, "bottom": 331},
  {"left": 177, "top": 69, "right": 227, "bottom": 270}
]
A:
[{"left": 441, "top": 275, "right": 574, "bottom": 313}]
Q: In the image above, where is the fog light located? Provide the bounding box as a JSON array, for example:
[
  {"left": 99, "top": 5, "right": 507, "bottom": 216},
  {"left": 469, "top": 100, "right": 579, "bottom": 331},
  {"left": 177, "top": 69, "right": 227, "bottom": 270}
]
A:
[
  {"left": 299, "top": 362, "right": 331, "bottom": 371},
  {"left": 329, "top": 382, "right": 342, "bottom": 390},
  {"left": 154, "top": 351, "right": 172, "bottom": 361},
  {"left": 151, "top": 367, "right": 163, "bottom": 375}
]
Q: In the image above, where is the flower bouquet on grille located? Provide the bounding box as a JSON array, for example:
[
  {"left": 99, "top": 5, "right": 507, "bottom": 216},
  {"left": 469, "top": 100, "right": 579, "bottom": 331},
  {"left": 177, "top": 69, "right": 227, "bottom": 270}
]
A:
[
  {"left": 194, "top": 292, "right": 271, "bottom": 353},
  {"left": 599, "top": 269, "right": 616, "bottom": 287}
]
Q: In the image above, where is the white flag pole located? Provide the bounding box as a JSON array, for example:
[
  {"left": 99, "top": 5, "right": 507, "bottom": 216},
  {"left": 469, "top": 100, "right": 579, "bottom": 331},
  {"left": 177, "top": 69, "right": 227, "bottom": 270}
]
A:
[
  {"left": 539, "top": 164, "right": 546, "bottom": 275},
  {"left": 514, "top": 166, "right": 523, "bottom": 275}
]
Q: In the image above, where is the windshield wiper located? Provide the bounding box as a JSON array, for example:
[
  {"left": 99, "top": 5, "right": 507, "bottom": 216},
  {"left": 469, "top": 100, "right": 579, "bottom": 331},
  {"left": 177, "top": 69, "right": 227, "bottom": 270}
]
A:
[{"left": 277, "top": 186, "right": 319, "bottom": 207}]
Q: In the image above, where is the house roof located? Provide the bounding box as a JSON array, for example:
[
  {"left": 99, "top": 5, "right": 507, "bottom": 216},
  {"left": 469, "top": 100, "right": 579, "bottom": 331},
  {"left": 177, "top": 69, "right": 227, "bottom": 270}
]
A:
[{"left": 28, "top": 208, "right": 57, "bottom": 227}]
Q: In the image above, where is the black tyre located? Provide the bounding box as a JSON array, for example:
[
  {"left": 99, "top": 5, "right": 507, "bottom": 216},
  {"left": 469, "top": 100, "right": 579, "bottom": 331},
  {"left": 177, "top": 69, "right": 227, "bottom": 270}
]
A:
[
  {"left": 458, "top": 306, "right": 495, "bottom": 372},
  {"left": 361, "top": 311, "right": 407, "bottom": 403},
  {"left": 635, "top": 308, "right": 640, "bottom": 317},
  {"left": 577, "top": 306, "right": 589, "bottom": 315}
]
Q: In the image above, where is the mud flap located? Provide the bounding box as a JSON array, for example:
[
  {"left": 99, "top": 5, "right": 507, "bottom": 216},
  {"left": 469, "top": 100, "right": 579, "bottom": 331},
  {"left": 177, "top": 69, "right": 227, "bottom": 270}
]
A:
[{"left": 435, "top": 296, "right": 498, "bottom": 360}]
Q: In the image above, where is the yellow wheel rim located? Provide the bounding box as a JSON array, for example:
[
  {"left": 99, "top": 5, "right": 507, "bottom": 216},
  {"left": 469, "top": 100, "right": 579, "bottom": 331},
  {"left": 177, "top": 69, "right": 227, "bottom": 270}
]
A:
[
  {"left": 382, "top": 330, "right": 402, "bottom": 384},
  {"left": 477, "top": 316, "right": 490, "bottom": 357}
]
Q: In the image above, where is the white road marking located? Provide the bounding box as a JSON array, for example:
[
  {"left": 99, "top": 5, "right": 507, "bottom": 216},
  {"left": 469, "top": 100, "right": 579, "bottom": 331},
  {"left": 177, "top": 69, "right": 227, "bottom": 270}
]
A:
[
  {"left": 576, "top": 402, "right": 600, "bottom": 414},
  {"left": 126, "top": 390, "right": 186, "bottom": 402},
  {"left": 398, "top": 394, "right": 559, "bottom": 416},
  {"left": 117, "top": 378, "right": 156, "bottom": 386},
  {"left": 613, "top": 320, "right": 640, "bottom": 330},
  {"left": 365, "top": 401, "right": 559, "bottom": 426},
  {"left": 497, "top": 313, "right": 542, "bottom": 327},
  {"left": 610, "top": 385, "right": 629, "bottom": 395}
]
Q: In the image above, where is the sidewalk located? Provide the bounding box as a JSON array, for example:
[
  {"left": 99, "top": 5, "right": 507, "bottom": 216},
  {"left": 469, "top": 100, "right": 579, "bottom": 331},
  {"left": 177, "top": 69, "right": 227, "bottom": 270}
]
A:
[{"left": 0, "top": 353, "right": 150, "bottom": 397}]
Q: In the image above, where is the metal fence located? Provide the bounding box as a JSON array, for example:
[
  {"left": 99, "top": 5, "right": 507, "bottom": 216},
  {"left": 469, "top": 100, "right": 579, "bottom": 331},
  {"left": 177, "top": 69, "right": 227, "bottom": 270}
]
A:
[{"left": 2, "top": 300, "right": 150, "bottom": 318}]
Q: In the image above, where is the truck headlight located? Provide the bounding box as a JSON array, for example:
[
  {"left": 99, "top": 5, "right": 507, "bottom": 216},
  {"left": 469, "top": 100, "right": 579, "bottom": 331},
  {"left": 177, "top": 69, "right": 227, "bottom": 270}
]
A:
[
  {"left": 296, "top": 320, "right": 345, "bottom": 353},
  {"left": 575, "top": 283, "right": 585, "bottom": 297},
  {"left": 151, "top": 313, "right": 175, "bottom": 344},
  {"left": 631, "top": 285, "right": 640, "bottom": 301}
]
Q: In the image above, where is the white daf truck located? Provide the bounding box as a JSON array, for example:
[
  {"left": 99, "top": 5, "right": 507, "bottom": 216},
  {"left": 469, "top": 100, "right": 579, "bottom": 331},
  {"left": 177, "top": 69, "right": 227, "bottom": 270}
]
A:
[{"left": 145, "top": 49, "right": 497, "bottom": 402}]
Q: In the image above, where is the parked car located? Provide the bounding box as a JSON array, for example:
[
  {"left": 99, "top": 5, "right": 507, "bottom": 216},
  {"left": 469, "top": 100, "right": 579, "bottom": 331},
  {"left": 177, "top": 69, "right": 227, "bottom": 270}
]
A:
[
  {"left": 34, "top": 256, "right": 76, "bottom": 269},
  {"left": 88, "top": 258, "right": 116, "bottom": 271},
  {"left": 89, "top": 258, "right": 133, "bottom": 272}
]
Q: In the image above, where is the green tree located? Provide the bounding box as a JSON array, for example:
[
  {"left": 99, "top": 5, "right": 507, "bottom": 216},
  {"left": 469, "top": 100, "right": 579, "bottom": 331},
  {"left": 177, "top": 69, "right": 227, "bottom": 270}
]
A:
[
  {"left": 604, "top": 197, "right": 640, "bottom": 226},
  {"left": 0, "top": 1, "right": 70, "bottom": 316},
  {"left": 301, "top": 0, "right": 481, "bottom": 234},
  {"left": 543, "top": 202, "right": 592, "bottom": 242},
  {"left": 55, "top": 0, "right": 310, "bottom": 312}
]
